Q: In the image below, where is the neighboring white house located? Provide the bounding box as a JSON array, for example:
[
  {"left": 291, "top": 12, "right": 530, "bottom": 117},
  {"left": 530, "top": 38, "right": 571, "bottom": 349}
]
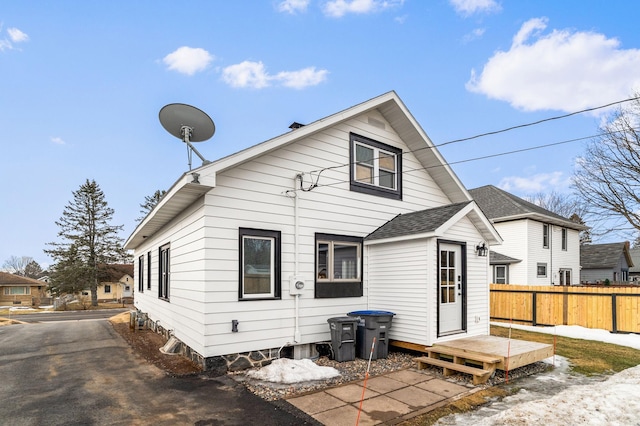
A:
[
  {"left": 469, "top": 185, "right": 587, "bottom": 286},
  {"left": 125, "top": 92, "right": 501, "bottom": 372}
]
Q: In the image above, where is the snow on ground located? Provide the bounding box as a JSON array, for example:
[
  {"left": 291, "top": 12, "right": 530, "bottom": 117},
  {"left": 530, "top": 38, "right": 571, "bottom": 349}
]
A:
[
  {"left": 246, "top": 358, "right": 340, "bottom": 384},
  {"left": 437, "top": 324, "right": 640, "bottom": 425}
]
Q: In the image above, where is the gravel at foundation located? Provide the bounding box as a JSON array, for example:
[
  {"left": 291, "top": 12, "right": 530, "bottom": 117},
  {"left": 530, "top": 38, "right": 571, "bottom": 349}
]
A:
[{"left": 230, "top": 351, "right": 551, "bottom": 401}]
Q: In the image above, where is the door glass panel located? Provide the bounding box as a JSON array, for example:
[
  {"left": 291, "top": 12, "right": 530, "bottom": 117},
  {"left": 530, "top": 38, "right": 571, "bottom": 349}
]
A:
[{"left": 440, "top": 250, "right": 447, "bottom": 267}]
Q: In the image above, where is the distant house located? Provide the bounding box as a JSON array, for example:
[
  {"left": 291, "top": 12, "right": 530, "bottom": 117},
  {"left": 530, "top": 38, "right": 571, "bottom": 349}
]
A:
[
  {"left": 0, "top": 272, "right": 49, "bottom": 306},
  {"left": 580, "top": 242, "right": 633, "bottom": 284},
  {"left": 80, "top": 264, "right": 134, "bottom": 302},
  {"left": 469, "top": 185, "right": 588, "bottom": 285},
  {"left": 630, "top": 248, "right": 640, "bottom": 283},
  {"left": 124, "top": 91, "right": 501, "bottom": 372}
]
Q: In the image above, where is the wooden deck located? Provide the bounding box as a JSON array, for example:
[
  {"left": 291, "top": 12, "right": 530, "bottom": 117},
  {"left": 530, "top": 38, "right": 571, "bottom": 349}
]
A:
[{"left": 393, "top": 335, "right": 554, "bottom": 384}]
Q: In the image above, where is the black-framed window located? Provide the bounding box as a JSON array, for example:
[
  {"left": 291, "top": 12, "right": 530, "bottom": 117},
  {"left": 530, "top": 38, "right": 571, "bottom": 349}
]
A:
[
  {"left": 146, "top": 251, "right": 151, "bottom": 290},
  {"left": 315, "top": 233, "right": 363, "bottom": 298},
  {"left": 561, "top": 228, "right": 567, "bottom": 251},
  {"left": 138, "top": 255, "right": 144, "bottom": 293},
  {"left": 543, "top": 224, "right": 549, "bottom": 248},
  {"left": 537, "top": 263, "right": 547, "bottom": 278},
  {"left": 158, "top": 243, "right": 170, "bottom": 301},
  {"left": 350, "top": 133, "right": 402, "bottom": 200},
  {"left": 239, "top": 228, "right": 281, "bottom": 300},
  {"left": 104, "top": 284, "right": 111, "bottom": 294}
]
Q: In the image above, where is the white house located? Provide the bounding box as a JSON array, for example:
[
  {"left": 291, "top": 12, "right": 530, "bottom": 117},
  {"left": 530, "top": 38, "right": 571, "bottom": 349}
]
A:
[
  {"left": 469, "top": 185, "right": 587, "bottom": 285},
  {"left": 125, "top": 92, "right": 501, "bottom": 372}
]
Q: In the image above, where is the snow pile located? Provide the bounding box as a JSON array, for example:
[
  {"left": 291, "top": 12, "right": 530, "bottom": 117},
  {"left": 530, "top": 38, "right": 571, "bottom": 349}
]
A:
[
  {"left": 473, "top": 365, "right": 640, "bottom": 426},
  {"left": 494, "top": 322, "right": 640, "bottom": 350},
  {"left": 246, "top": 358, "right": 340, "bottom": 384}
]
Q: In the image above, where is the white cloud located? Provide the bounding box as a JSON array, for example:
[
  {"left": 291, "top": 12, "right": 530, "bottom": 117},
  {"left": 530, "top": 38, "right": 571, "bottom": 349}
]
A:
[
  {"left": 467, "top": 18, "right": 640, "bottom": 113},
  {"left": 276, "top": 66, "right": 329, "bottom": 89},
  {"left": 277, "top": 0, "right": 310, "bottom": 14},
  {"left": 0, "top": 26, "right": 29, "bottom": 51},
  {"left": 498, "top": 171, "right": 569, "bottom": 194},
  {"left": 7, "top": 27, "right": 28, "bottom": 43},
  {"left": 221, "top": 61, "right": 271, "bottom": 88},
  {"left": 51, "top": 137, "right": 65, "bottom": 145},
  {"left": 323, "top": 0, "right": 404, "bottom": 18},
  {"left": 449, "top": 0, "right": 501, "bottom": 16},
  {"left": 163, "top": 46, "right": 214, "bottom": 76},
  {"left": 221, "top": 60, "right": 328, "bottom": 89}
]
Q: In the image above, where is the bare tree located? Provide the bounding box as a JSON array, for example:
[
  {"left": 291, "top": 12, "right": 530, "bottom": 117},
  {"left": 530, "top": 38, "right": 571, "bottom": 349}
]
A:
[
  {"left": 573, "top": 94, "right": 640, "bottom": 240},
  {"left": 2, "top": 255, "right": 33, "bottom": 276},
  {"left": 525, "top": 191, "right": 591, "bottom": 244}
]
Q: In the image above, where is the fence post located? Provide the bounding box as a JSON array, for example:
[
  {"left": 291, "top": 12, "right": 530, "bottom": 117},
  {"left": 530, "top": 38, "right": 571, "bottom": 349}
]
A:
[
  {"left": 532, "top": 292, "right": 537, "bottom": 326},
  {"left": 611, "top": 294, "right": 617, "bottom": 333}
]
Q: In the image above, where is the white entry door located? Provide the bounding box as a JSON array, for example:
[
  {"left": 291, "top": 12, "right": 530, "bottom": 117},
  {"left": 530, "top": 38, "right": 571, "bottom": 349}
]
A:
[{"left": 439, "top": 243, "right": 463, "bottom": 334}]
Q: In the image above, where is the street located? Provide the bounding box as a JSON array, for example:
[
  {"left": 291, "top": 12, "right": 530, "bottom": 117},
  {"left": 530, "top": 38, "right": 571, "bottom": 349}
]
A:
[
  {"left": 10, "top": 308, "right": 130, "bottom": 323},
  {"left": 0, "top": 320, "right": 317, "bottom": 425}
]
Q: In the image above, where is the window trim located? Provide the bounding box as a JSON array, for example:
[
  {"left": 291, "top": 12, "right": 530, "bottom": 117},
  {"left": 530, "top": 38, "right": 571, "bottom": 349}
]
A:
[
  {"left": 146, "top": 251, "right": 151, "bottom": 290},
  {"left": 543, "top": 224, "right": 549, "bottom": 249},
  {"left": 158, "top": 243, "right": 170, "bottom": 301},
  {"left": 349, "top": 133, "right": 402, "bottom": 200},
  {"left": 315, "top": 233, "right": 363, "bottom": 298},
  {"left": 494, "top": 265, "right": 508, "bottom": 284},
  {"left": 238, "top": 228, "right": 281, "bottom": 301},
  {"left": 4, "top": 286, "right": 30, "bottom": 295},
  {"left": 537, "top": 262, "right": 548, "bottom": 278},
  {"left": 138, "top": 255, "right": 144, "bottom": 293}
]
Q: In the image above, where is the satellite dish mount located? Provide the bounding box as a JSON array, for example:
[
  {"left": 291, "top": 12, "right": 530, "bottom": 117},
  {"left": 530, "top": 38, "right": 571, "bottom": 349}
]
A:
[{"left": 159, "top": 103, "right": 215, "bottom": 170}]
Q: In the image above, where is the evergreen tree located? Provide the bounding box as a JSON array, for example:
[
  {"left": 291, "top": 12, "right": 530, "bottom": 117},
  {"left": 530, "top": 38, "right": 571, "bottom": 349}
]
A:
[
  {"left": 45, "top": 179, "right": 127, "bottom": 306},
  {"left": 136, "top": 189, "right": 167, "bottom": 222}
]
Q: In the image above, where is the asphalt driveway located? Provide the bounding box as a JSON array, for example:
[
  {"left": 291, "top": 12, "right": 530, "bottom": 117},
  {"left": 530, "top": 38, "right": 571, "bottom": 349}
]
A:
[{"left": 0, "top": 320, "right": 318, "bottom": 425}]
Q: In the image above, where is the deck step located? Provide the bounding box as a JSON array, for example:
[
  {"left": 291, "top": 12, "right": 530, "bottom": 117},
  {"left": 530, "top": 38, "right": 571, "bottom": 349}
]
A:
[
  {"left": 426, "top": 346, "right": 502, "bottom": 366},
  {"left": 415, "top": 356, "right": 493, "bottom": 385}
]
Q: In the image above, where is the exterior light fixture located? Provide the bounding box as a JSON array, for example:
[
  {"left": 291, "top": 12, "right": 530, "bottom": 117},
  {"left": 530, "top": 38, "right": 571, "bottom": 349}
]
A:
[{"left": 476, "top": 242, "right": 488, "bottom": 257}]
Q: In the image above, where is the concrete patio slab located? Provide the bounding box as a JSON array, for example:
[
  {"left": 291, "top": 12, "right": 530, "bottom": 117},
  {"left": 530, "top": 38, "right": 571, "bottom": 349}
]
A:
[{"left": 325, "top": 383, "right": 380, "bottom": 403}]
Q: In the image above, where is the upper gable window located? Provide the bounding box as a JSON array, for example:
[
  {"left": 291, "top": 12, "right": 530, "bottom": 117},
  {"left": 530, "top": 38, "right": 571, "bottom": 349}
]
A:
[{"left": 350, "top": 133, "right": 402, "bottom": 200}]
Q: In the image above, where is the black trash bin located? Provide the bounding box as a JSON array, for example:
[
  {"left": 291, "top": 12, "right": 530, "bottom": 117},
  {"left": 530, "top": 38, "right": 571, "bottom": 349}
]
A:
[
  {"left": 327, "top": 316, "right": 359, "bottom": 362},
  {"left": 347, "top": 310, "right": 395, "bottom": 360}
]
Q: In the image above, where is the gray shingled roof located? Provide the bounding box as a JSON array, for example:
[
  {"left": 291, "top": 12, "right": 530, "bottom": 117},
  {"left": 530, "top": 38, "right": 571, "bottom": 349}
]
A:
[
  {"left": 490, "top": 251, "right": 521, "bottom": 265},
  {"left": 630, "top": 248, "right": 640, "bottom": 274},
  {"left": 468, "top": 185, "right": 586, "bottom": 230},
  {"left": 580, "top": 242, "right": 633, "bottom": 269},
  {"left": 365, "top": 201, "right": 471, "bottom": 241}
]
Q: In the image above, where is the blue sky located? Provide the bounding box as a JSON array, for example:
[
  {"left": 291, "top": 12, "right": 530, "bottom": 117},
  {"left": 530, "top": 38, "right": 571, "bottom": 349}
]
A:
[{"left": 2, "top": 0, "right": 640, "bottom": 268}]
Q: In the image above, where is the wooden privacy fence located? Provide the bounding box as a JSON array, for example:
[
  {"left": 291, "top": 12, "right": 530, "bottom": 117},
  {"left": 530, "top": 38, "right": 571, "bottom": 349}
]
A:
[{"left": 490, "top": 284, "right": 640, "bottom": 333}]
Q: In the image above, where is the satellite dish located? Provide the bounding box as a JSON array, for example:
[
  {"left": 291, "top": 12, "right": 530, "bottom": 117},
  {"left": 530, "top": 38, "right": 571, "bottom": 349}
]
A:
[{"left": 159, "top": 103, "right": 215, "bottom": 170}]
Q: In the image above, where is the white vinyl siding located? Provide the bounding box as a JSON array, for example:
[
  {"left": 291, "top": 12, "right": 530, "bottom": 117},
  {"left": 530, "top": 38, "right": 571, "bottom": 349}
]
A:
[{"left": 130, "top": 109, "right": 480, "bottom": 359}]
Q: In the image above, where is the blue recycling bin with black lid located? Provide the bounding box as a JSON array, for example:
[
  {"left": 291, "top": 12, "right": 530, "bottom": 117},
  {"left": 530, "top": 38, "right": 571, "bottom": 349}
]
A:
[{"left": 347, "top": 310, "right": 395, "bottom": 360}]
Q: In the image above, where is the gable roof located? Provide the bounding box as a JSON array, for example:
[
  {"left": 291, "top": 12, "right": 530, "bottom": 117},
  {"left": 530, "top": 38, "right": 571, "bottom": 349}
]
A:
[
  {"left": 126, "top": 91, "right": 473, "bottom": 250},
  {"left": 0, "top": 272, "right": 44, "bottom": 287},
  {"left": 580, "top": 242, "right": 634, "bottom": 269},
  {"left": 468, "top": 185, "right": 587, "bottom": 231},
  {"left": 99, "top": 264, "right": 134, "bottom": 282},
  {"left": 364, "top": 201, "right": 502, "bottom": 245}
]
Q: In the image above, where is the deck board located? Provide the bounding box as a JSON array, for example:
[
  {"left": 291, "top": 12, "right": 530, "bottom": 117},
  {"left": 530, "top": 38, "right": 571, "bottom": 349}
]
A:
[{"left": 393, "top": 335, "right": 554, "bottom": 371}]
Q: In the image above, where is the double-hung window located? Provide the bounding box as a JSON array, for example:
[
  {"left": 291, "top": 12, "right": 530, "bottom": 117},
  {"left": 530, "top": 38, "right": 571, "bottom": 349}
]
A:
[
  {"left": 543, "top": 224, "right": 549, "bottom": 248},
  {"left": 138, "top": 255, "right": 144, "bottom": 293},
  {"left": 350, "top": 133, "right": 402, "bottom": 200},
  {"left": 239, "top": 228, "right": 281, "bottom": 300},
  {"left": 315, "top": 233, "right": 363, "bottom": 298},
  {"left": 537, "top": 263, "right": 547, "bottom": 278},
  {"left": 158, "top": 243, "right": 170, "bottom": 301},
  {"left": 561, "top": 228, "right": 567, "bottom": 251},
  {"left": 104, "top": 284, "right": 111, "bottom": 294}
]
